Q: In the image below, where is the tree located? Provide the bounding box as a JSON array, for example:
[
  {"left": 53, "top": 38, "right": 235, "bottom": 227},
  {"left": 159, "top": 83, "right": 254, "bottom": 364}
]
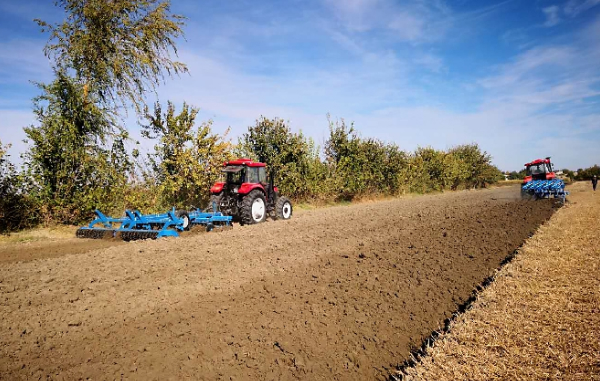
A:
[
  {"left": 0, "top": 141, "right": 31, "bottom": 232},
  {"left": 575, "top": 164, "right": 600, "bottom": 180},
  {"left": 561, "top": 168, "right": 575, "bottom": 181},
  {"left": 325, "top": 118, "right": 408, "bottom": 198},
  {"left": 447, "top": 144, "right": 501, "bottom": 188},
  {"left": 22, "top": 73, "right": 132, "bottom": 223},
  {"left": 36, "top": 0, "right": 187, "bottom": 112},
  {"left": 407, "top": 147, "right": 447, "bottom": 193},
  {"left": 239, "top": 117, "right": 312, "bottom": 199},
  {"left": 21, "top": 0, "right": 189, "bottom": 224},
  {"left": 142, "top": 101, "right": 232, "bottom": 208}
]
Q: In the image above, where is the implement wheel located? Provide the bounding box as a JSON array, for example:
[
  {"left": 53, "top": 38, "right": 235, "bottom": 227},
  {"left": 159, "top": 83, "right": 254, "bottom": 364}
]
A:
[
  {"left": 176, "top": 210, "right": 191, "bottom": 231},
  {"left": 275, "top": 196, "right": 293, "bottom": 220},
  {"left": 241, "top": 190, "right": 267, "bottom": 224}
]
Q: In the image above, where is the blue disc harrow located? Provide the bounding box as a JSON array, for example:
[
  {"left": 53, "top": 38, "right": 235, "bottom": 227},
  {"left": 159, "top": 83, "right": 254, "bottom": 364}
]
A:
[
  {"left": 76, "top": 207, "right": 233, "bottom": 240},
  {"left": 521, "top": 179, "right": 569, "bottom": 203}
]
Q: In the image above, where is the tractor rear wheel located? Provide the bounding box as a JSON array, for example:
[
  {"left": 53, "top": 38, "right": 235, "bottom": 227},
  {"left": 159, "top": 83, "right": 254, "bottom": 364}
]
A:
[
  {"left": 241, "top": 190, "right": 267, "bottom": 224},
  {"left": 275, "top": 196, "right": 293, "bottom": 220},
  {"left": 176, "top": 210, "right": 191, "bottom": 231}
]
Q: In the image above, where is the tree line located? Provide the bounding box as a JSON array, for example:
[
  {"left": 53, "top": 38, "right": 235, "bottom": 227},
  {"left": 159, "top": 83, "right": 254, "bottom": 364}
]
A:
[
  {"left": 0, "top": 0, "right": 502, "bottom": 233},
  {"left": 0, "top": 112, "right": 503, "bottom": 232}
]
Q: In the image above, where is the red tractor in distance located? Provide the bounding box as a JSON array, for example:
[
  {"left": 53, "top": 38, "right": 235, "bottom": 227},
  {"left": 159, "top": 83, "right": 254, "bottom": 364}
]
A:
[
  {"left": 521, "top": 157, "right": 559, "bottom": 199},
  {"left": 209, "top": 158, "right": 293, "bottom": 225},
  {"left": 522, "top": 157, "right": 557, "bottom": 185}
]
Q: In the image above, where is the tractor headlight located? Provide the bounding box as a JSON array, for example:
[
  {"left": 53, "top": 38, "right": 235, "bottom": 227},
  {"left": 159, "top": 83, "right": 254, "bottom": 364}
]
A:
[{"left": 233, "top": 187, "right": 239, "bottom": 193}]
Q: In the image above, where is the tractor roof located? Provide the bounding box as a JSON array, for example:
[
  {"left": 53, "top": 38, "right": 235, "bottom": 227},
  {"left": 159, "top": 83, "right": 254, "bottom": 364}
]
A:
[
  {"left": 524, "top": 157, "right": 551, "bottom": 167},
  {"left": 225, "top": 158, "right": 266, "bottom": 167}
]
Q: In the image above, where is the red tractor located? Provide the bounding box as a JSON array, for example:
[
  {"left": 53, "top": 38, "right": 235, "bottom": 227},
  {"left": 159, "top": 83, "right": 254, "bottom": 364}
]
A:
[
  {"left": 209, "top": 158, "right": 293, "bottom": 224},
  {"left": 521, "top": 157, "right": 559, "bottom": 199},
  {"left": 522, "top": 157, "right": 557, "bottom": 185}
]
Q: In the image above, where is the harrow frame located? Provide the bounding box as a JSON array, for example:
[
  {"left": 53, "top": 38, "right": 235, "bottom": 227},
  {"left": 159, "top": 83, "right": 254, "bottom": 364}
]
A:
[
  {"left": 76, "top": 207, "right": 233, "bottom": 240},
  {"left": 521, "top": 179, "right": 568, "bottom": 203}
]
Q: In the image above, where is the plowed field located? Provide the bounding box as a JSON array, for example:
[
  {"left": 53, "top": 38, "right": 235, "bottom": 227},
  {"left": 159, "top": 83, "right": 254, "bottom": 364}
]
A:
[{"left": 0, "top": 187, "right": 558, "bottom": 380}]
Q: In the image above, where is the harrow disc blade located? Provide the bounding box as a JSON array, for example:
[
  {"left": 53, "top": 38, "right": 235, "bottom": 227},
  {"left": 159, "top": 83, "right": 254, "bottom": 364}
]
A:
[
  {"left": 118, "top": 230, "right": 160, "bottom": 241},
  {"left": 76, "top": 228, "right": 115, "bottom": 239},
  {"left": 146, "top": 231, "right": 159, "bottom": 240}
]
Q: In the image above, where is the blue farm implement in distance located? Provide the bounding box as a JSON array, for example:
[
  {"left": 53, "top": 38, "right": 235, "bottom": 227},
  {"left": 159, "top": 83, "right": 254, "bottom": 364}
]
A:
[
  {"left": 521, "top": 179, "right": 568, "bottom": 203},
  {"left": 76, "top": 207, "right": 233, "bottom": 240}
]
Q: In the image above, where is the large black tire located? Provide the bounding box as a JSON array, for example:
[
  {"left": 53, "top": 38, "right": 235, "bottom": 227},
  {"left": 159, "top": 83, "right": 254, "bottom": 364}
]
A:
[
  {"left": 240, "top": 190, "right": 267, "bottom": 224},
  {"left": 275, "top": 196, "right": 293, "bottom": 220},
  {"left": 208, "top": 194, "right": 222, "bottom": 212},
  {"left": 175, "top": 209, "right": 191, "bottom": 231}
]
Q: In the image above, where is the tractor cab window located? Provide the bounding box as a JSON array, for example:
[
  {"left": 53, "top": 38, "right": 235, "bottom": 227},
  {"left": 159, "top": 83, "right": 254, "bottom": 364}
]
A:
[
  {"left": 247, "top": 167, "right": 260, "bottom": 183},
  {"left": 222, "top": 165, "right": 244, "bottom": 184},
  {"left": 527, "top": 164, "right": 548, "bottom": 176},
  {"left": 258, "top": 167, "right": 267, "bottom": 184}
]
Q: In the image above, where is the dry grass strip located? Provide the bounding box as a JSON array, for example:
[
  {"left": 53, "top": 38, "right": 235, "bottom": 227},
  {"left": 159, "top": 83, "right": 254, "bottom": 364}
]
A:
[{"left": 401, "top": 182, "right": 600, "bottom": 381}]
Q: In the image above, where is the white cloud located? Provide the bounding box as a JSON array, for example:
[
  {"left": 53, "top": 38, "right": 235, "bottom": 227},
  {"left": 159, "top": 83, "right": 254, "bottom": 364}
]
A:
[
  {"left": 543, "top": 5, "right": 561, "bottom": 27},
  {"left": 323, "top": 0, "right": 383, "bottom": 32},
  {"left": 413, "top": 53, "right": 445, "bottom": 73},
  {"left": 479, "top": 46, "right": 576, "bottom": 89},
  {"left": 388, "top": 12, "right": 427, "bottom": 41},
  {"left": 322, "top": 0, "right": 451, "bottom": 43},
  {"left": 152, "top": 42, "right": 600, "bottom": 171}
]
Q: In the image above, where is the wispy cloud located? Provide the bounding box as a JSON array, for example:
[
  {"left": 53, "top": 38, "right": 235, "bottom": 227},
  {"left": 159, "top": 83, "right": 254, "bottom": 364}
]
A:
[
  {"left": 0, "top": 39, "right": 52, "bottom": 84},
  {"left": 413, "top": 53, "right": 445, "bottom": 74},
  {"left": 543, "top": 5, "right": 561, "bottom": 27},
  {"left": 322, "top": 0, "right": 453, "bottom": 43},
  {"left": 564, "top": 0, "right": 600, "bottom": 16}
]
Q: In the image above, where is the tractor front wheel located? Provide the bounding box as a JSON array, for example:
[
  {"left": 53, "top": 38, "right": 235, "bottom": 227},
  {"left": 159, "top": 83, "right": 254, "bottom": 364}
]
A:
[
  {"left": 241, "top": 190, "right": 267, "bottom": 224},
  {"left": 275, "top": 196, "right": 293, "bottom": 220}
]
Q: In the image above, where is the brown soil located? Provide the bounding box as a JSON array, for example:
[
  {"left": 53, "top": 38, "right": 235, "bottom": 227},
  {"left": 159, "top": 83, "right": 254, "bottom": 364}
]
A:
[
  {"left": 0, "top": 187, "right": 558, "bottom": 380},
  {"left": 0, "top": 238, "right": 125, "bottom": 265},
  {"left": 401, "top": 182, "right": 599, "bottom": 381}
]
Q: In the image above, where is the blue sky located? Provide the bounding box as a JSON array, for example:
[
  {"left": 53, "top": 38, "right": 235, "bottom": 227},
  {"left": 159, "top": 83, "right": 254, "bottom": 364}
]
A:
[{"left": 1, "top": 0, "right": 599, "bottom": 171}]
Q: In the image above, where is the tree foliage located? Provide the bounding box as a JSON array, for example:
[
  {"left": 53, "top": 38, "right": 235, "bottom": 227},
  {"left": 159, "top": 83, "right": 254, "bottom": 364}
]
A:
[
  {"left": 0, "top": 142, "right": 36, "bottom": 232},
  {"left": 23, "top": 73, "right": 132, "bottom": 223},
  {"left": 240, "top": 117, "right": 500, "bottom": 202},
  {"left": 575, "top": 165, "right": 600, "bottom": 180},
  {"left": 239, "top": 117, "right": 315, "bottom": 199},
  {"left": 142, "top": 101, "right": 232, "bottom": 208},
  {"left": 36, "top": 0, "right": 187, "bottom": 111},
  {"left": 507, "top": 170, "right": 526, "bottom": 180},
  {"left": 18, "top": 0, "right": 189, "bottom": 225}
]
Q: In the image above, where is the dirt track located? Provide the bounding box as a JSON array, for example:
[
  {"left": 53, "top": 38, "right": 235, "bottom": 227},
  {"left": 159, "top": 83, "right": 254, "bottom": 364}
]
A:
[{"left": 0, "top": 187, "right": 558, "bottom": 380}]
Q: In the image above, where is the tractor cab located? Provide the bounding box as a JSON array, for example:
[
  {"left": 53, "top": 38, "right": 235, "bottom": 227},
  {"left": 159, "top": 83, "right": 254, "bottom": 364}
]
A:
[
  {"left": 523, "top": 157, "right": 556, "bottom": 184},
  {"left": 209, "top": 158, "right": 291, "bottom": 224},
  {"left": 222, "top": 162, "right": 267, "bottom": 186},
  {"left": 210, "top": 159, "right": 272, "bottom": 195}
]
